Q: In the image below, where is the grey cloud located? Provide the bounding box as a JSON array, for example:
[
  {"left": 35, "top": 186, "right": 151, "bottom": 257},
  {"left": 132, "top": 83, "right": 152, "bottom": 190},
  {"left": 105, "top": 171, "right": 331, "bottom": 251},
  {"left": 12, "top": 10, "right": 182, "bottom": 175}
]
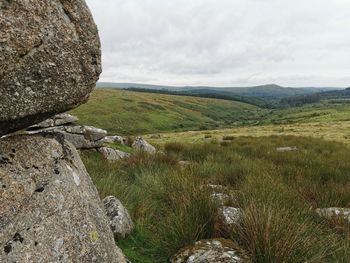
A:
[{"left": 86, "top": 0, "right": 350, "bottom": 87}]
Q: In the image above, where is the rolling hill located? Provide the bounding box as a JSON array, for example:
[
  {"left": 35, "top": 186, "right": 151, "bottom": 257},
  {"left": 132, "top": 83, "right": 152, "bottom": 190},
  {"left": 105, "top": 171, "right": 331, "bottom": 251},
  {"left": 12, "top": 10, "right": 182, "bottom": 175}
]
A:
[
  {"left": 70, "top": 89, "right": 266, "bottom": 135},
  {"left": 97, "top": 82, "right": 342, "bottom": 101}
]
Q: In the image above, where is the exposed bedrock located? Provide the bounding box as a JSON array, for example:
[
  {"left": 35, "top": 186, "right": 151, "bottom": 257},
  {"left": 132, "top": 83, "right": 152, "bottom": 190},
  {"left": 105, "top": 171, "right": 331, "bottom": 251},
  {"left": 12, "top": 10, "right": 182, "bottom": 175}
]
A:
[
  {"left": 0, "top": 0, "right": 101, "bottom": 136},
  {"left": 0, "top": 134, "right": 126, "bottom": 262}
]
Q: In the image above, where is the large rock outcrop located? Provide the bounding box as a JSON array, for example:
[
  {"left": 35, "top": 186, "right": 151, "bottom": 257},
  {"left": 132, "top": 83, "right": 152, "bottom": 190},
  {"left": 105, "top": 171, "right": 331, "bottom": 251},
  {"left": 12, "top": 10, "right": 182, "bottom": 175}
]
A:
[
  {"left": 0, "top": 134, "right": 126, "bottom": 262},
  {"left": 28, "top": 125, "right": 107, "bottom": 149},
  {"left": 0, "top": 0, "right": 101, "bottom": 136},
  {"left": 27, "top": 113, "right": 78, "bottom": 130}
]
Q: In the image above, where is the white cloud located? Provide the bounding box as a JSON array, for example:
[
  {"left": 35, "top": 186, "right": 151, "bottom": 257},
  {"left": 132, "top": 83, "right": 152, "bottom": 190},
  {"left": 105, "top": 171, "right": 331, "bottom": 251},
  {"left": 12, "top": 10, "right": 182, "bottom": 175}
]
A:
[{"left": 86, "top": 0, "right": 350, "bottom": 87}]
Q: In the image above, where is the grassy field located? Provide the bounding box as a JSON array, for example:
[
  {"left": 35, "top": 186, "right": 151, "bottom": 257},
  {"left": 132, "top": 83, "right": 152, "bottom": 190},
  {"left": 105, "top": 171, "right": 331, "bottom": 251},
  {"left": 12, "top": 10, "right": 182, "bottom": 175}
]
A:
[
  {"left": 70, "top": 89, "right": 265, "bottom": 135},
  {"left": 71, "top": 89, "right": 350, "bottom": 145},
  {"left": 145, "top": 120, "right": 350, "bottom": 146},
  {"left": 261, "top": 102, "right": 350, "bottom": 125},
  {"left": 75, "top": 89, "right": 350, "bottom": 262},
  {"left": 82, "top": 136, "right": 350, "bottom": 263}
]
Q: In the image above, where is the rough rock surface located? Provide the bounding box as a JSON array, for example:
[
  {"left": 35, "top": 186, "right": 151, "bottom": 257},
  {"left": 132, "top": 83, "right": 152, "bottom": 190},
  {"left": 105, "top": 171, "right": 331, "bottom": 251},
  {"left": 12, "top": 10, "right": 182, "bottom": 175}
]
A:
[
  {"left": 0, "top": 0, "right": 101, "bottom": 136},
  {"left": 0, "top": 134, "right": 126, "bottom": 262},
  {"left": 98, "top": 147, "right": 130, "bottom": 162},
  {"left": 28, "top": 125, "right": 107, "bottom": 149},
  {"left": 132, "top": 137, "right": 156, "bottom": 154},
  {"left": 102, "top": 136, "right": 127, "bottom": 145},
  {"left": 27, "top": 113, "right": 78, "bottom": 129},
  {"left": 218, "top": 207, "right": 243, "bottom": 232},
  {"left": 316, "top": 207, "right": 350, "bottom": 223},
  {"left": 170, "top": 239, "right": 250, "bottom": 263},
  {"left": 103, "top": 196, "right": 134, "bottom": 240}
]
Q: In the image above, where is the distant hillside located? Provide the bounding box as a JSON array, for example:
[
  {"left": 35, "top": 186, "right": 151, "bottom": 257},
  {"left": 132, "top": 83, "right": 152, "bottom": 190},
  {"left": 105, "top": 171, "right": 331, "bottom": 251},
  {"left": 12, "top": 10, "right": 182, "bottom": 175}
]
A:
[
  {"left": 320, "top": 87, "right": 350, "bottom": 99},
  {"left": 96, "top": 82, "right": 182, "bottom": 90},
  {"left": 125, "top": 87, "right": 269, "bottom": 108},
  {"left": 97, "top": 82, "right": 341, "bottom": 102},
  {"left": 70, "top": 89, "right": 265, "bottom": 135}
]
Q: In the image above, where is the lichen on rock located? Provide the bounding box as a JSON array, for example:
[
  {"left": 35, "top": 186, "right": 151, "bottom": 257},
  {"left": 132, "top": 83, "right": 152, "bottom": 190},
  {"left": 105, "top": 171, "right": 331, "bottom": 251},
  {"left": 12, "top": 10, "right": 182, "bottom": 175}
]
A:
[
  {"left": 0, "top": 134, "right": 126, "bottom": 262},
  {"left": 0, "top": 0, "right": 101, "bottom": 136}
]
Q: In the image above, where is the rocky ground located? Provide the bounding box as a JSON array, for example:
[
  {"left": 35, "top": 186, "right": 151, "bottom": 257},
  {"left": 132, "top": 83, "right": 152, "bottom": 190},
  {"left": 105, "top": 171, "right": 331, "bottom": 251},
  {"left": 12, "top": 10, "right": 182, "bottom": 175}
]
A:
[
  {"left": 0, "top": 1, "right": 127, "bottom": 262},
  {"left": 2, "top": 1, "right": 349, "bottom": 263}
]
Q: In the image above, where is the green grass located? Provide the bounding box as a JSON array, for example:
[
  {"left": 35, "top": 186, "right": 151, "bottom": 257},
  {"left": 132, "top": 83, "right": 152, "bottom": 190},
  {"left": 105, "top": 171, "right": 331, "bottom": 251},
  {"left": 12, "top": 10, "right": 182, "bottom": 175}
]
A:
[
  {"left": 71, "top": 89, "right": 350, "bottom": 147},
  {"left": 262, "top": 102, "right": 350, "bottom": 125},
  {"left": 81, "top": 136, "right": 350, "bottom": 263},
  {"left": 73, "top": 89, "right": 350, "bottom": 262},
  {"left": 71, "top": 89, "right": 350, "bottom": 138},
  {"left": 70, "top": 89, "right": 266, "bottom": 135},
  {"left": 105, "top": 142, "right": 134, "bottom": 153}
]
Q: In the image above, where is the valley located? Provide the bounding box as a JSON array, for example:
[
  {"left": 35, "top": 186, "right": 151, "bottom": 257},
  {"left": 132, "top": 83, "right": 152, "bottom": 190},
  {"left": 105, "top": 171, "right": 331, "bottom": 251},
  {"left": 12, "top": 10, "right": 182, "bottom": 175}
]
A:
[{"left": 72, "top": 87, "right": 350, "bottom": 263}]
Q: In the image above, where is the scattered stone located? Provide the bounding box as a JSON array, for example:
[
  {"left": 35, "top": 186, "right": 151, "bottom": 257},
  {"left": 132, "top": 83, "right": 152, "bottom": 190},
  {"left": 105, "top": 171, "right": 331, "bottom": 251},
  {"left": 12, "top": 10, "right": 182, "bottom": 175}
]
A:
[
  {"left": 98, "top": 147, "right": 130, "bottom": 162},
  {"left": 276, "top": 146, "right": 298, "bottom": 152},
  {"left": 218, "top": 207, "right": 243, "bottom": 232},
  {"left": 103, "top": 135, "right": 127, "bottom": 145},
  {"left": 103, "top": 196, "right": 134, "bottom": 241},
  {"left": 0, "top": 0, "right": 101, "bottom": 136},
  {"left": 0, "top": 134, "right": 126, "bottom": 262},
  {"left": 207, "top": 184, "right": 231, "bottom": 206},
  {"left": 132, "top": 137, "right": 156, "bottom": 154},
  {"left": 316, "top": 208, "right": 350, "bottom": 223},
  {"left": 170, "top": 238, "right": 251, "bottom": 263},
  {"left": 27, "top": 113, "right": 78, "bottom": 130}
]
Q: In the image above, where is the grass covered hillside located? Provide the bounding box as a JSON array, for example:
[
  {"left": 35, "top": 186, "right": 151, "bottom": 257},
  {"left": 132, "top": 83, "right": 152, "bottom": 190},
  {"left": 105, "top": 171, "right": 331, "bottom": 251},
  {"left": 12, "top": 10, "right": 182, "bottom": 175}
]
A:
[
  {"left": 70, "top": 89, "right": 265, "bottom": 135},
  {"left": 82, "top": 136, "right": 350, "bottom": 262},
  {"left": 74, "top": 87, "right": 350, "bottom": 262},
  {"left": 71, "top": 88, "right": 350, "bottom": 145}
]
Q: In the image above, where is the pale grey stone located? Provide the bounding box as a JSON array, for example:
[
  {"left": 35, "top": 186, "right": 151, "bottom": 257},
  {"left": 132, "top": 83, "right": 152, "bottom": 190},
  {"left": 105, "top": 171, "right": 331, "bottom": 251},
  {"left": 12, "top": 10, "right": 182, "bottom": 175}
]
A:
[
  {"left": 170, "top": 239, "right": 250, "bottom": 263},
  {"left": 132, "top": 137, "right": 156, "bottom": 154},
  {"left": 218, "top": 207, "right": 243, "bottom": 232},
  {"left": 0, "top": 134, "right": 126, "bottom": 262},
  {"left": 316, "top": 207, "right": 350, "bottom": 223},
  {"left": 102, "top": 136, "right": 127, "bottom": 145},
  {"left": 27, "top": 125, "right": 107, "bottom": 149},
  {"left": 98, "top": 147, "right": 130, "bottom": 162},
  {"left": 103, "top": 196, "right": 134, "bottom": 241},
  {"left": 28, "top": 113, "right": 78, "bottom": 129},
  {"left": 0, "top": 0, "right": 101, "bottom": 136}
]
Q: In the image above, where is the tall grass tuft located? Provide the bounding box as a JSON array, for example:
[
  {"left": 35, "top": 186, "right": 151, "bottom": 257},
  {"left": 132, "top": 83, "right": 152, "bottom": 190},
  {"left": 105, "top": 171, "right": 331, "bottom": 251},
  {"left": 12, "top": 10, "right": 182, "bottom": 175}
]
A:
[{"left": 81, "top": 136, "right": 350, "bottom": 262}]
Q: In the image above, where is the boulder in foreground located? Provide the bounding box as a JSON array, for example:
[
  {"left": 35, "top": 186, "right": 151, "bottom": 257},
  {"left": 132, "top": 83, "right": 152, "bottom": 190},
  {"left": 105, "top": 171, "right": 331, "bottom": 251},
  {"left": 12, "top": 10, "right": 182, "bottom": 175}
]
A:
[
  {"left": 0, "top": 0, "right": 101, "bottom": 136},
  {"left": 0, "top": 134, "right": 126, "bottom": 262}
]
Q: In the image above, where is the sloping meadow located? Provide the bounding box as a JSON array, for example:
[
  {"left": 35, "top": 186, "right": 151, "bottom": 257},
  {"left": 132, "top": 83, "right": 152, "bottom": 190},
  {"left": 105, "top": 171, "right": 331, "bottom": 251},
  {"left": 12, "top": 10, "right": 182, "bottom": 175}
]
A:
[{"left": 81, "top": 136, "right": 350, "bottom": 262}]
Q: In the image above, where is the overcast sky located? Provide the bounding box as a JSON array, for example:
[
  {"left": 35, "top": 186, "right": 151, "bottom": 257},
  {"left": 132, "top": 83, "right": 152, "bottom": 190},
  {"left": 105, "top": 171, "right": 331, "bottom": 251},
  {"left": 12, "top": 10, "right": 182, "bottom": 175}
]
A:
[{"left": 86, "top": 0, "right": 350, "bottom": 87}]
